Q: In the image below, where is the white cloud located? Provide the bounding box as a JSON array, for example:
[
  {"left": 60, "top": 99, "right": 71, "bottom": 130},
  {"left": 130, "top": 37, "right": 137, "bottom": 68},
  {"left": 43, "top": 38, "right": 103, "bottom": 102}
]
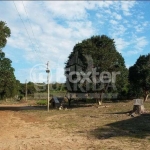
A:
[
  {"left": 0, "top": 1, "right": 149, "bottom": 82},
  {"left": 127, "top": 36, "right": 148, "bottom": 54},
  {"left": 136, "top": 37, "right": 148, "bottom": 48},
  {"left": 112, "top": 12, "right": 122, "bottom": 20},
  {"left": 121, "top": 1, "right": 136, "bottom": 16},
  {"left": 43, "top": 1, "right": 88, "bottom": 20},
  {"left": 111, "top": 25, "right": 127, "bottom": 38},
  {"left": 135, "top": 25, "right": 144, "bottom": 33},
  {"left": 110, "top": 20, "right": 118, "bottom": 25},
  {"left": 115, "top": 38, "right": 129, "bottom": 52}
]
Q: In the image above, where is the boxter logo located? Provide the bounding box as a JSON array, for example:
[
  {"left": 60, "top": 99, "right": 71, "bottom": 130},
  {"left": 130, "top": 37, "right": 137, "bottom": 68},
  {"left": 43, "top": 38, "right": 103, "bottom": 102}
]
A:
[
  {"left": 65, "top": 52, "right": 120, "bottom": 99},
  {"left": 30, "top": 64, "right": 48, "bottom": 91}
]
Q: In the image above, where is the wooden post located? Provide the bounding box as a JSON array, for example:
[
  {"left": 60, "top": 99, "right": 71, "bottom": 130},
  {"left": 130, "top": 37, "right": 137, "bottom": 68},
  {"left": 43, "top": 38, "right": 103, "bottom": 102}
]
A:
[
  {"left": 25, "top": 79, "right": 27, "bottom": 101},
  {"left": 130, "top": 99, "right": 145, "bottom": 116},
  {"left": 46, "top": 62, "right": 50, "bottom": 112}
]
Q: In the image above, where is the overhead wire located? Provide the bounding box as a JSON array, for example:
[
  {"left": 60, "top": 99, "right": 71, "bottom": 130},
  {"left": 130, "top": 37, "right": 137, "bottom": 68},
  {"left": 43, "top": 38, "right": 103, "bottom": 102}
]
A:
[
  {"left": 13, "top": 1, "right": 48, "bottom": 84},
  {"left": 13, "top": 1, "right": 47, "bottom": 66},
  {"left": 13, "top": 1, "right": 37, "bottom": 53},
  {"left": 21, "top": 1, "right": 49, "bottom": 65},
  {"left": 21, "top": 1, "right": 40, "bottom": 52}
]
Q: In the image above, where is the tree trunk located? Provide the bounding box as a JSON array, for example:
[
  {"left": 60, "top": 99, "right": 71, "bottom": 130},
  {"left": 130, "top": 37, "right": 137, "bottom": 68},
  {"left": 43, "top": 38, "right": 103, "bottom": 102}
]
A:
[
  {"left": 98, "top": 92, "right": 103, "bottom": 105},
  {"left": 68, "top": 99, "right": 71, "bottom": 107},
  {"left": 144, "top": 94, "right": 149, "bottom": 102},
  {"left": 98, "top": 100, "right": 102, "bottom": 105},
  {"left": 131, "top": 105, "right": 145, "bottom": 115}
]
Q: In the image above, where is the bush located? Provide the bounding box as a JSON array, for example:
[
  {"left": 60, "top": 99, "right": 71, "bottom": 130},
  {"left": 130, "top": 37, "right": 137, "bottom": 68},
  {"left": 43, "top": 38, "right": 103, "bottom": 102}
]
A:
[
  {"left": 37, "top": 99, "right": 47, "bottom": 105},
  {"left": 86, "top": 98, "right": 96, "bottom": 103}
]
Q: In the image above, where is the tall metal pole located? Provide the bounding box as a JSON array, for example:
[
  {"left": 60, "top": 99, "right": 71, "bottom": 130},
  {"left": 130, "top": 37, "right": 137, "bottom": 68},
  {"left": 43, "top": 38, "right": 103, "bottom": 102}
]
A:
[
  {"left": 25, "top": 79, "right": 27, "bottom": 101},
  {"left": 46, "top": 62, "right": 50, "bottom": 112}
]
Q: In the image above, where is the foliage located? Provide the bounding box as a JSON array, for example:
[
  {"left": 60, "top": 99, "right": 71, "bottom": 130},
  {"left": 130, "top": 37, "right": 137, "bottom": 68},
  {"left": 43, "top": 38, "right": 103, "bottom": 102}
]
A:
[
  {"left": 19, "top": 82, "right": 39, "bottom": 96},
  {"left": 0, "top": 21, "right": 11, "bottom": 49},
  {"left": 50, "top": 83, "right": 66, "bottom": 91},
  {"left": 0, "top": 52, "right": 17, "bottom": 99},
  {"left": 129, "top": 54, "right": 150, "bottom": 100},
  {"left": 65, "top": 35, "right": 128, "bottom": 99},
  {"left": 0, "top": 21, "right": 17, "bottom": 100},
  {"left": 37, "top": 99, "right": 47, "bottom": 105}
]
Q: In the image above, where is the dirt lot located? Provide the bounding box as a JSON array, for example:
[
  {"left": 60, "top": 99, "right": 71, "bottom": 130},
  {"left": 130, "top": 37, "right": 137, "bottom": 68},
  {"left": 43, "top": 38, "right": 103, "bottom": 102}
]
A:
[{"left": 0, "top": 100, "right": 150, "bottom": 150}]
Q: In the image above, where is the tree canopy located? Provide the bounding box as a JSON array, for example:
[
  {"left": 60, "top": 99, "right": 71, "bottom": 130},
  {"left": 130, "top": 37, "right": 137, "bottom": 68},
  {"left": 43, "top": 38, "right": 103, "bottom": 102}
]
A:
[
  {"left": 0, "top": 52, "right": 17, "bottom": 99},
  {"left": 129, "top": 54, "right": 150, "bottom": 101},
  {"left": 65, "top": 35, "right": 128, "bottom": 101},
  {"left": 0, "top": 21, "right": 11, "bottom": 49},
  {"left": 0, "top": 21, "right": 17, "bottom": 100}
]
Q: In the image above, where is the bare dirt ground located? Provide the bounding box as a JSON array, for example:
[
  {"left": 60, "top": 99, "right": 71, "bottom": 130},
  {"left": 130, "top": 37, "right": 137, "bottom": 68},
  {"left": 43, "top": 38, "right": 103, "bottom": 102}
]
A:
[{"left": 0, "top": 100, "right": 150, "bottom": 150}]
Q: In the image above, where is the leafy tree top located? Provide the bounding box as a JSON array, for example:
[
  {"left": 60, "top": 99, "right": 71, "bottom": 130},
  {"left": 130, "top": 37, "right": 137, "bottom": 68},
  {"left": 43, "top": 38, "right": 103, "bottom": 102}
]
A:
[
  {"left": 129, "top": 53, "right": 150, "bottom": 92},
  {"left": 0, "top": 21, "right": 11, "bottom": 49},
  {"left": 65, "top": 35, "right": 128, "bottom": 94}
]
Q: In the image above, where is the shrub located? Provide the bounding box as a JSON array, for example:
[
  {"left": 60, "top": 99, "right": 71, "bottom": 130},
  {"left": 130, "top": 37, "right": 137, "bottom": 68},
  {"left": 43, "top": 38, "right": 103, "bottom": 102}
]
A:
[{"left": 37, "top": 99, "right": 47, "bottom": 105}]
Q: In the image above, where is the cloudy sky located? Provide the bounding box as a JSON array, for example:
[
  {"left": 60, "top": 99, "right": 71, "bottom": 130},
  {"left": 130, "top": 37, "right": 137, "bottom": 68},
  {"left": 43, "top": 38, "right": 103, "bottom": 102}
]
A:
[{"left": 0, "top": 1, "right": 150, "bottom": 83}]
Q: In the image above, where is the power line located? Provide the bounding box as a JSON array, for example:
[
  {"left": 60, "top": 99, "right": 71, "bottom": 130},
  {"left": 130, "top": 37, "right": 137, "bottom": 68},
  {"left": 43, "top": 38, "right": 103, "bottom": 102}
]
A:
[
  {"left": 21, "top": 1, "right": 49, "bottom": 64},
  {"left": 22, "top": 1, "right": 40, "bottom": 52},
  {"left": 13, "top": 1, "right": 48, "bottom": 66},
  {"left": 13, "top": 1, "right": 37, "bottom": 52}
]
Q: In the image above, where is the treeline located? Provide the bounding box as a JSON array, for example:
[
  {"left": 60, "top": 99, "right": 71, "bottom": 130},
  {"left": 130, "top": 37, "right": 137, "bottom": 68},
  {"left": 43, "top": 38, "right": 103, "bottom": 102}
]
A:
[
  {"left": 1, "top": 21, "right": 150, "bottom": 102},
  {"left": 0, "top": 80, "right": 66, "bottom": 100},
  {"left": 14, "top": 82, "right": 66, "bottom": 100},
  {"left": 19, "top": 82, "right": 66, "bottom": 95}
]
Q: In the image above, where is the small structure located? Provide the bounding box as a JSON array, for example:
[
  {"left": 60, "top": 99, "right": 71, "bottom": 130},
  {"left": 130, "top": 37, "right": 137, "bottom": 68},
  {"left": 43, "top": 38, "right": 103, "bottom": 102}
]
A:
[
  {"left": 130, "top": 99, "right": 145, "bottom": 116},
  {"left": 50, "top": 96, "right": 66, "bottom": 109},
  {"left": 50, "top": 97, "right": 60, "bottom": 108}
]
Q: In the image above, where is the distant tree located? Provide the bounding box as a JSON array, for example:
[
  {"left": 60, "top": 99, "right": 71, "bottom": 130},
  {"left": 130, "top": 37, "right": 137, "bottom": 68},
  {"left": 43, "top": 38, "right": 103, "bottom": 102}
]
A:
[
  {"left": 60, "top": 83, "right": 65, "bottom": 91},
  {"left": 129, "top": 54, "right": 150, "bottom": 101},
  {"left": 56, "top": 83, "right": 62, "bottom": 91},
  {"left": 52, "top": 82, "right": 57, "bottom": 91},
  {"left": 65, "top": 35, "right": 128, "bottom": 105},
  {"left": 27, "top": 82, "right": 36, "bottom": 94}
]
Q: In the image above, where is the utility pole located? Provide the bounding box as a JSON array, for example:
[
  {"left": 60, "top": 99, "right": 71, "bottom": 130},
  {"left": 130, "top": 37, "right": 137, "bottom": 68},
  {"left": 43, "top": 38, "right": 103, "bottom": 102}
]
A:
[
  {"left": 25, "top": 79, "right": 27, "bottom": 101},
  {"left": 46, "top": 62, "right": 50, "bottom": 112}
]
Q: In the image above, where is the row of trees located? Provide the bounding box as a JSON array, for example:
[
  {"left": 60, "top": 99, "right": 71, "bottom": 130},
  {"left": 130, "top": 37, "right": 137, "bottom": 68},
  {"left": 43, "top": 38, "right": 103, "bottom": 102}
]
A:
[
  {"left": 65, "top": 35, "right": 150, "bottom": 102},
  {"left": 19, "top": 82, "right": 65, "bottom": 95},
  {"left": 1, "top": 20, "right": 149, "bottom": 102},
  {"left": 16, "top": 82, "right": 65, "bottom": 100}
]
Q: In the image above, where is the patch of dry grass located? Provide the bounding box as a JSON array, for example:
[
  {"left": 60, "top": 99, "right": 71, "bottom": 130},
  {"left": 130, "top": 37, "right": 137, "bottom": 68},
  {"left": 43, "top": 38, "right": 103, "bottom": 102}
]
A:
[{"left": 1, "top": 100, "right": 150, "bottom": 149}]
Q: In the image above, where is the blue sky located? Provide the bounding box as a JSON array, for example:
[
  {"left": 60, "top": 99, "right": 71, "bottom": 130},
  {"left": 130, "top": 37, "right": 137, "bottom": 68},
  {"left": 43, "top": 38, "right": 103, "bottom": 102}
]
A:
[{"left": 0, "top": 1, "right": 150, "bottom": 83}]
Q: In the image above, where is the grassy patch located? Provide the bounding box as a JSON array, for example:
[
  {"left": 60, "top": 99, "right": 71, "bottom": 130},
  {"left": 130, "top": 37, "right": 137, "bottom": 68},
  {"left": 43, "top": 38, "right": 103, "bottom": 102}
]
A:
[
  {"left": 7, "top": 100, "right": 150, "bottom": 149},
  {"left": 36, "top": 99, "right": 47, "bottom": 106}
]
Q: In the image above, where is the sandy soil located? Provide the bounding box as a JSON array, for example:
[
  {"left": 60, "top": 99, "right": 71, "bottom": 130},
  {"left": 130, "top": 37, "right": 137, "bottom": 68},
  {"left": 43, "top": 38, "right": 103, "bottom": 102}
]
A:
[
  {"left": 0, "top": 102, "right": 150, "bottom": 150},
  {"left": 0, "top": 109, "right": 103, "bottom": 150}
]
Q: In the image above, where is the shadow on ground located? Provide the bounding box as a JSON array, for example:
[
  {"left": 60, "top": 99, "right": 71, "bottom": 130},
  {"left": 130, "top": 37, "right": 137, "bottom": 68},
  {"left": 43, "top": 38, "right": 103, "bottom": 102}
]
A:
[
  {"left": 0, "top": 106, "right": 47, "bottom": 111},
  {"left": 90, "top": 113, "right": 150, "bottom": 139},
  {"left": 104, "top": 111, "right": 131, "bottom": 114}
]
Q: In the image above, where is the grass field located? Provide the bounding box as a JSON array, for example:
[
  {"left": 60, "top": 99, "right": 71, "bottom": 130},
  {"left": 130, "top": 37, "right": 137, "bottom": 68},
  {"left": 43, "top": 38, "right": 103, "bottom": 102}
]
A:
[{"left": 0, "top": 100, "right": 150, "bottom": 149}]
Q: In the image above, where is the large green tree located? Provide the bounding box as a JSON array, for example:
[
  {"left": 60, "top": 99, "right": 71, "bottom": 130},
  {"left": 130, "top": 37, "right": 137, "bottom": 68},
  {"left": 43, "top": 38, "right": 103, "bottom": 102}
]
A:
[
  {"left": 0, "top": 21, "right": 11, "bottom": 50},
  {"left": 129, "top": 54, "right": 150, "bottom": 101},
  {"left": 0, "top": 21, "right": 17, "bottom": 100},
  {"left": 65, "top": 35, "right": 128, "bottom": 105},
  {"left": 0, "top": 52, "right": 17, "bottom": 99}
]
